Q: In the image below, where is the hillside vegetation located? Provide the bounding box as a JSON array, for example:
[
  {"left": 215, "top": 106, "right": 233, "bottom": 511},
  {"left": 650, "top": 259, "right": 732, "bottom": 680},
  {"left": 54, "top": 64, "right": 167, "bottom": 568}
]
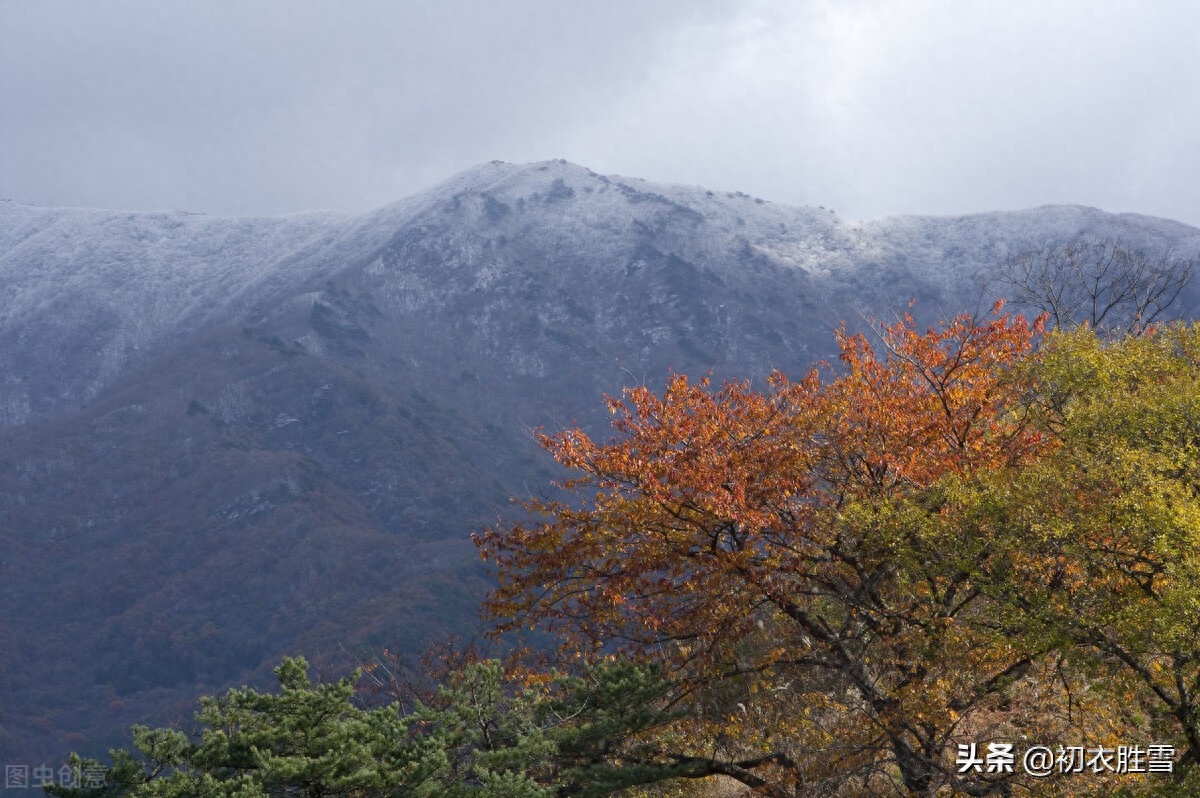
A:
[{"left": 4, "top": 162, "right": 1200, "bottom": 769}]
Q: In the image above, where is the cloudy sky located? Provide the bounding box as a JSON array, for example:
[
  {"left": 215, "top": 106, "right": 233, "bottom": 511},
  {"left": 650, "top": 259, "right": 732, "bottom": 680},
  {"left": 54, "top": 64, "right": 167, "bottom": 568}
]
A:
[{"left": 3, "top": 0, "right": 1199, "bottom": 225}]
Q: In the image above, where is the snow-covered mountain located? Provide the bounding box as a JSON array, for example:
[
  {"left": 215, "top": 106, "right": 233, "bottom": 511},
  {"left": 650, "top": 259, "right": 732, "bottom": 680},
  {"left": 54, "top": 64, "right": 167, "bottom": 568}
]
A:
[
  {"left": 3, "top": 160, "right": 1199, "bottom": 762},
  {"left": 6, "top": 159, "right": 1198, "bottom": 428}
]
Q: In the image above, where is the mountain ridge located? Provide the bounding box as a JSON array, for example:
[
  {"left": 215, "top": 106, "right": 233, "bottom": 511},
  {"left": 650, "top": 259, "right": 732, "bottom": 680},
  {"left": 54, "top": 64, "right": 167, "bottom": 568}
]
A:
[{"left": 4, "top": 160, "right": 1200, "bottom": 763}]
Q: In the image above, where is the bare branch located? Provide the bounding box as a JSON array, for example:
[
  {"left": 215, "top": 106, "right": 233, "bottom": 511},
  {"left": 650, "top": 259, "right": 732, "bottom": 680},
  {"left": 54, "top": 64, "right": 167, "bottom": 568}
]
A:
[{"left": 997, "top": 238, "right": 1194, "bottom": 334}]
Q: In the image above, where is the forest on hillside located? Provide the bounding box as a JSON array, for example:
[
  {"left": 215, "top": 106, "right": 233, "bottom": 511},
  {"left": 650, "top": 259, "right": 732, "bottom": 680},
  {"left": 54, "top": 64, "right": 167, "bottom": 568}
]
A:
[{"left": 45, "top": 243, "right": 1200, "bottom": 797}]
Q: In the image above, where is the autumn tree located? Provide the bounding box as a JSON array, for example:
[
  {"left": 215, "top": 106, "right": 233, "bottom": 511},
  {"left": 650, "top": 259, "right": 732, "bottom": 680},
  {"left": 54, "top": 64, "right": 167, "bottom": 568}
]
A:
[
  {"left": 966, "top": 323, "right": 1200, "bottom": 791},
  {"left": 477, "top": 306, "right": 1120, "bottom": 796}
]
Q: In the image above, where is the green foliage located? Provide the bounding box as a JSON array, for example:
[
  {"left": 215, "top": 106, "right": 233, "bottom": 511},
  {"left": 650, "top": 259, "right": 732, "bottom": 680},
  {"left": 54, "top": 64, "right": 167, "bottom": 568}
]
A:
[
  {"left": 46, "top": 657, "right": 686, "bottom": 798},
  {"left": 986, "top": 324, "right": 1200, "bottom": 777}
]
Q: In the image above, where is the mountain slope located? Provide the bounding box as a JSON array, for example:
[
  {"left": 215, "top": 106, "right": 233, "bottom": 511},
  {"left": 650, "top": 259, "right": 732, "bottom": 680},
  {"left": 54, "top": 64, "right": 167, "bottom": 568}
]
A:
[{"left": 2, "top": 160, "right": 1199, "bottom": 762}]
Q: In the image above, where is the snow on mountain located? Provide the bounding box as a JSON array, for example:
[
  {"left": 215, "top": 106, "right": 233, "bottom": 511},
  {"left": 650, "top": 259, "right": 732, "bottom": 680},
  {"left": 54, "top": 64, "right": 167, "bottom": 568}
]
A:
[
  {"left": 4, "top": 161, "right": 1200, "bottom": 764},
  {"left": 5, "top": 160, "right": 1199, "bottom": 428}
]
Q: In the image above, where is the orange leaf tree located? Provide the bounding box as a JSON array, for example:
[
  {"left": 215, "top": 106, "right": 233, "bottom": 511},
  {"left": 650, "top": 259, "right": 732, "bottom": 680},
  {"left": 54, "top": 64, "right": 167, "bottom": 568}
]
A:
[{"left": 475, "top": 307, "right": 1098, "bottom": 796}]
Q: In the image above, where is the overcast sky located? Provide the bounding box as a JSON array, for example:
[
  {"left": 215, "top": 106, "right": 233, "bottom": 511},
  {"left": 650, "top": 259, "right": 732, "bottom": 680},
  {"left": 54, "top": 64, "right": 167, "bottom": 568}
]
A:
[{"left": 3, "top": 0, "right": 1199, "bottom": 225}]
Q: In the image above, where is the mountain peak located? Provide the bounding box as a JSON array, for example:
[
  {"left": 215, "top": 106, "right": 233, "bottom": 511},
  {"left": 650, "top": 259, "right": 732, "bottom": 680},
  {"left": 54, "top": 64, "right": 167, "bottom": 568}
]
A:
[{"left": 5, "top": 162, "right": 1200, "bottom": 764}]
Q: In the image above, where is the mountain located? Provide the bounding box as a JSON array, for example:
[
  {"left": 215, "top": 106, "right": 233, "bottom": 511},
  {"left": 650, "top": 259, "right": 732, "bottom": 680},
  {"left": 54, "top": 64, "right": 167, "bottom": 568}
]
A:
[{"left": 3, "top": 160, "right": 1199, "bottom": 763}]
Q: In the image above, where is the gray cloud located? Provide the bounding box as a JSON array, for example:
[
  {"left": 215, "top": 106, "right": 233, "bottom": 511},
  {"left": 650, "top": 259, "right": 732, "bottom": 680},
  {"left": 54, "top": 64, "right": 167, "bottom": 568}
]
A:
[{"left": 3, "top": 0, "right": 1199, "bottom": 226}]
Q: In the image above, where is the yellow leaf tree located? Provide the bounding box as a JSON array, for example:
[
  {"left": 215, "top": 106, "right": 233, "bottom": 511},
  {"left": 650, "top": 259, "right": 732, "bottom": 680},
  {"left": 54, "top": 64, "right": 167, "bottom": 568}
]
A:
[{"left": 973, "top": 323, "right": 1200, "bottom": 790}]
